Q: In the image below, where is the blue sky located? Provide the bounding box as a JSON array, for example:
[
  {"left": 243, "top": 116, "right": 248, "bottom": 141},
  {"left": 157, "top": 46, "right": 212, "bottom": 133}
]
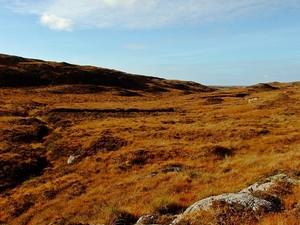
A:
[{"left": 0, "top": 0, "right": 299, "bottom": 85}]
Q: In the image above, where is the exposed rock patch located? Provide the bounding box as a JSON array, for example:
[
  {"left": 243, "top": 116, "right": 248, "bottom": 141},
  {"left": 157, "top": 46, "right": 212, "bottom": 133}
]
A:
[
  {"left": 136, "top": 214, "right": 158, "bottom": 224},
  {"left": 137, "top": 174, "right": 299, "bottom": 225},
  {"left": 240, "top": 182, "right": 275, "bottom": 194},
  {"left": 171, "top": 193, "right": 276, "bottom": 225},
  {"left": 186, "top": 193, "right": 275, "bottom": 212},
  {"left": 240, "top": 173, "right": 297, "bottom": 194}
]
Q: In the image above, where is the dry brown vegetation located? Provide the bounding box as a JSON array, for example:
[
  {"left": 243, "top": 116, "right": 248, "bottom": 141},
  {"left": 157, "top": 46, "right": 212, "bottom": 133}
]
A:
[{"left": 0, "top": 54, "right": 300, "bottom": 224}]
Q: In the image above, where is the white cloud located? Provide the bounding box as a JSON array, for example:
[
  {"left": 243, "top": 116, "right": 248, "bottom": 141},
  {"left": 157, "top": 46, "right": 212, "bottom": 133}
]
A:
[
  {"left": 7, "top": 0, "right": 300, "bottom": 30},
  {"left": 40, "top": 13, "right": 73, "bottom": 31}
]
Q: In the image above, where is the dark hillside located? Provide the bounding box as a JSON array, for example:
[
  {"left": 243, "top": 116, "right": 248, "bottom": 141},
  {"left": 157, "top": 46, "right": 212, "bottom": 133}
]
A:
[{"left": 0, "top": 53, "right": 214, "bottom": 92}]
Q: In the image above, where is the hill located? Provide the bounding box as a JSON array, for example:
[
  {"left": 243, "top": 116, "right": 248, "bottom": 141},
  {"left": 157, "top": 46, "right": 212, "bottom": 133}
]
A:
[
  {"left": 0, "top": 54, "right": 299, "bottom": 224},
  {"left": 0, "top": 53, "right": 213, "bottom": 93}
]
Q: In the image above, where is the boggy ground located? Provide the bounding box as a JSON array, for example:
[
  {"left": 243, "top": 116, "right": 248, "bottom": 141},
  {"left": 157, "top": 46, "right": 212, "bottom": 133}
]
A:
[{"left": 0, "top": 74, "right": 300, "bottom": 223}]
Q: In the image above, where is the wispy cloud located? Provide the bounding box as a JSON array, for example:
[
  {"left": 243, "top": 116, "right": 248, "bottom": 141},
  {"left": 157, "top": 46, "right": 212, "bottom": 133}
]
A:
[
  {"left": 40, "top": 13, "right": 73, "bottom": 31},
  {"left": 7, "top": 0, "right": 300, "bottom": 31}
]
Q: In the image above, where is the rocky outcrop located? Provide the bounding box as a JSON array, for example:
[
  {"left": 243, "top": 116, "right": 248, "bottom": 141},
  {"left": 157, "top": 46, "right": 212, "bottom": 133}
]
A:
[
  {"left": 169, "top": 173, "right": 297, "bottom": 225},
  {"left": 170, "top": 193, "right": 276, "bottom": 225},
  {"left": 183, "top": 193, "right": 275, "bottom": 212},
  {"left": 132, "top": 174, "right": 299, "bottom": 225},
  {"left": 239, "top": 182, "right": 274, "bottom": 194}
]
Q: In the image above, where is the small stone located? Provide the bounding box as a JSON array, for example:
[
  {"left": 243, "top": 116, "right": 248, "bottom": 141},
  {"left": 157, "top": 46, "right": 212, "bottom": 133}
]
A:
[
  {"left": 67, "top": 155, "right": 78, "bottom": 164},
  {"left": 136, "top": 214, "right": 158, "bottom": 224}
]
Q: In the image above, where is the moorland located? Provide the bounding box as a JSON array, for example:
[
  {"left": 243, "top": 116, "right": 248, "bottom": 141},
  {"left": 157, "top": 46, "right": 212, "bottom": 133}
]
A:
[{"left": 0, "top": 53, "right": 299, "bottom": 224}]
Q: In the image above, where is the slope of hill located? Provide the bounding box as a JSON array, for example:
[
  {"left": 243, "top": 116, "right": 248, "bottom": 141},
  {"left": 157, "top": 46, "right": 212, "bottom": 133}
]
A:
[
  {"left": 0, "top": 53, "right": 213, "bottom": 93},
  {"left": 0, "top": 54, "right": 299, "bottom": 225}
]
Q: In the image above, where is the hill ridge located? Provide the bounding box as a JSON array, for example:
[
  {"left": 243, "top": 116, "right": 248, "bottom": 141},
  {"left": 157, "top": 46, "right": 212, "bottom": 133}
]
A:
[{"left": 0, "top": 53, "right": 213, "bottom": 93}]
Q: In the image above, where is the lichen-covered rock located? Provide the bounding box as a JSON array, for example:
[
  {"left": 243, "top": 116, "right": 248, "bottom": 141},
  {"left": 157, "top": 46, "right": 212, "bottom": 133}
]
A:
[
  {"left": 268, "top": 173, "right": 300, "bottom": 184},
  {"left": 136, "top": 214, "right": 158, "bottom": 224},
  {"left": 240, "top": 173, "right": 300, "bottom": 194},
  {"left": 239, "top": 182, "right": 275, "bottom": 193},
  {"left": 170, "top": 173, "right": 300, "bottom": 225},
  {"left": 171, "top": 193, "right": 276, "bottom": 225},
  {"left": 187, "top": 193, "right": 275, "bottom": 212}
]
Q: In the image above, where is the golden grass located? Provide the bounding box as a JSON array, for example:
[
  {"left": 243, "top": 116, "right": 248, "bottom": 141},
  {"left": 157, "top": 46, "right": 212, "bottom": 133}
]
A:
[{"left": 0, "top": 82, "right": 300, "bottom": 224}]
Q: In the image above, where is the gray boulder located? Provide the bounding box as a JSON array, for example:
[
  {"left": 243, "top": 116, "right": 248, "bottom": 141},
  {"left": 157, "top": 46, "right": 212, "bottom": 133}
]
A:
[
  {"left": 185, "top": 193, "right": 275, "bottom": 212},
  {"left": 171, "top": 193, "right": 275, "bottom": 225},
  {"left": 239, "top": 182, "right": 275, "bottom": 193}
]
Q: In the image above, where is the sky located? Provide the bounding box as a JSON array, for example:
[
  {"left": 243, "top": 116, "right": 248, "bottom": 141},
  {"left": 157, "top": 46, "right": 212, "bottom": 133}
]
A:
[{"left": 0, "top": 0, "right": 300, "bottom": 85}]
